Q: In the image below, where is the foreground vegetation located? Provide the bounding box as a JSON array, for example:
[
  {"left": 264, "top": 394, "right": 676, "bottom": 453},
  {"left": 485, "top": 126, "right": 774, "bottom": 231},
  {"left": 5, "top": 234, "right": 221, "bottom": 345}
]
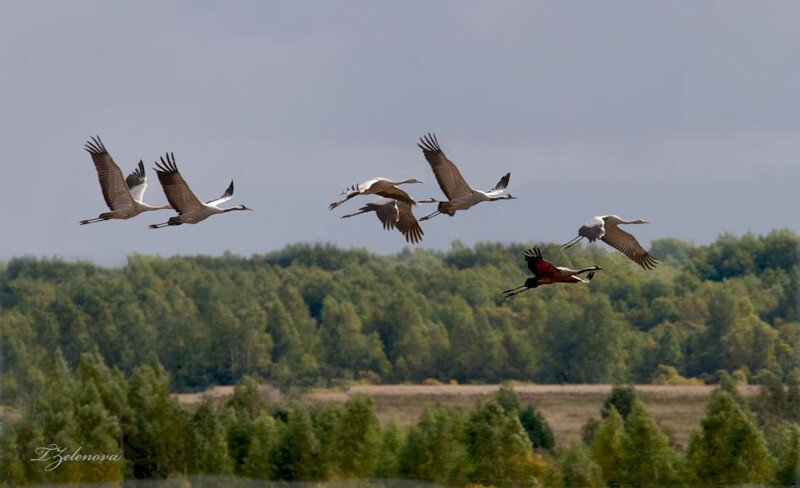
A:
[
  {"left": 301, "top": 383, "right": 760, "bottom": 446},
  {"left": 2, "top": 231, "right": 799, "bottom": 401},
  {"left": 1, "top": 231, "right": 799, "bottom": 484},
  {"left": 1, "top": 356, "right": 798, "bottom": 486}
]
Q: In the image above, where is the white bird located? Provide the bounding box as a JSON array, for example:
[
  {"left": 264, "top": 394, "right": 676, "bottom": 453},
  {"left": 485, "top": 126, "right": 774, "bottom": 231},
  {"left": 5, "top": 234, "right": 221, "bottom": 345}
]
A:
[
  {"left": 417, "top": 133, "right": 516, "bottom": 221},
  {"left": 79, "top": 136, "right": 171, "bottom": 225},
  {"left": 561, "top": 215, "right": 658, "bottom": 270},
  {"left": 148, "top": 153, "right": 252, "bottom": 229},
  {"left": 329, "top": 177, "right": 422, "bottom": 210},
  {"left": 340, "top": 198, "right": 424, "bottom": 244}
]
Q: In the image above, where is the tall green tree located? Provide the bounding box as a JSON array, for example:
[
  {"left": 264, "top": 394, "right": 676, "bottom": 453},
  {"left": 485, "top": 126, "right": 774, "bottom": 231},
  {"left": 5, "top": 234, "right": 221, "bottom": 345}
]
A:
[
  {"left": 464, "top": 401, "right": 538, "bottom": 487},
  {"left": 275, "top": 405, "right": 318, "bottom": 481},
  {"left": 125, "top": 358, "right": 194, "bottom": 478},
  {"left": 0, "top": 419, "right": 25, "bottom": 486},
  {"left": 401, "top": 404, "right": 467, "bottom": 484},
  {"left": 560, "top": 442, "right": 603, "bottom": 488},
  {"left": 192, "top": 402, "right": 234, "bottom": 474},
  {"left": 519, "top": 404, "right": 555, "bottom": 451},
  {"left": 687, "top": 390, "right": 773, "bottom": 485},
  {"left": 772, "top": 424, "right": 800, "bottom": 486},
  {"left": 590, "top": 406, "right": 626, "bottom": 486},
  {"left": 242, "top": 412, "right": 279, "bottom": 480},
  {"left": 375, "top": 421, "right": 403, "bottom": 478},
  {"left": 620, "top": 401, "right": 684, "bottom": 486},
  {"left": 330, "top": 395, "right": 382, "bottom": 477}
]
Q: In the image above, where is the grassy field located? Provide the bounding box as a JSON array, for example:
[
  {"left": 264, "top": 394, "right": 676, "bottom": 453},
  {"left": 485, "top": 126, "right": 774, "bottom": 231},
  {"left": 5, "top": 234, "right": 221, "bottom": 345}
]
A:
[{"left": 176, "top": 383, "right": 759, "bottom": 447}]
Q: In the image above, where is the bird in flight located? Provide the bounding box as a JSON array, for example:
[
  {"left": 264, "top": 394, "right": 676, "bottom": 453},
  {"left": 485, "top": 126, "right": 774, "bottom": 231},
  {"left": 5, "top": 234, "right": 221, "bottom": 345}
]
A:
[
  {"left": 561, "top": 215, "right": 658, "bottom": 270},
  {"left": 329, "top": 177, "right": 422, "bottom": 210},
  {"left": 340, "top": 198, "right": 424, "bottom": 244},
  {"left": 416, "top": 133, "right": 515, "bottom": 221},
  {"left": 148, "top": 153, "right": 251, "bottom": 229},
  {"left": 80, "top": 136, "right": 171, "bottom": 225},
  {"left": 502, "top": 247, "right": 602, "bottom": 298}
]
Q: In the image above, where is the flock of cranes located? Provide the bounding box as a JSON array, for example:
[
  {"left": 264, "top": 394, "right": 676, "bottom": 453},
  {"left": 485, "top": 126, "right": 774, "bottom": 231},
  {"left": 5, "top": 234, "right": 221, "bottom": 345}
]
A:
[
  {"left": 81, "top": 133, "right": 658, "bottom": 296},
  {"left": 81, "top": 137, "right": 250, "bottom": 229}
]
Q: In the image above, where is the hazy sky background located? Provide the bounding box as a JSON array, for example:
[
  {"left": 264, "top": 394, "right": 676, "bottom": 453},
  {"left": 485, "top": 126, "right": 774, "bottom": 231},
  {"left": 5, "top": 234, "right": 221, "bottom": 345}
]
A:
[{"left": 2, "top": 1, "right": 799, "bottom": 266}]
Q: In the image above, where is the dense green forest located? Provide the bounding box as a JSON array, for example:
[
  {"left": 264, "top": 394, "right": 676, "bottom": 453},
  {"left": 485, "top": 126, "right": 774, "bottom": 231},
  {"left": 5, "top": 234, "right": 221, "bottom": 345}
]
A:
[
  {"left": 1, "top": 356, "right": 798, "bottom": 486},
  {"left": 2, "top": 231, "right": 799, "bottom": 401},
  {"left": 1, "top": 231, "right": 799, "bottom": 485}
]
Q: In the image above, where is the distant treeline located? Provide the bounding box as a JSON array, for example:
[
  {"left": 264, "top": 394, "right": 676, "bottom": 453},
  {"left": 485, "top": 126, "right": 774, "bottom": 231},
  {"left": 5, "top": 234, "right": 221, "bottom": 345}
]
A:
[
  {"left": 1, "top": 355, "right": 799, "bottom": 486},
  {"left": 1, "top": 230, "right": 799, "bottom": 399}
]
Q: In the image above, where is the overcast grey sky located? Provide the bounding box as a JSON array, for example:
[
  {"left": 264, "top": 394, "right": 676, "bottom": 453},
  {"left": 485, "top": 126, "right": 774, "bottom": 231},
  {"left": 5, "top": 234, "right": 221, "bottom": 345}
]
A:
[{"left": 1, "top": 1, "right": 798, "bottom": 265}]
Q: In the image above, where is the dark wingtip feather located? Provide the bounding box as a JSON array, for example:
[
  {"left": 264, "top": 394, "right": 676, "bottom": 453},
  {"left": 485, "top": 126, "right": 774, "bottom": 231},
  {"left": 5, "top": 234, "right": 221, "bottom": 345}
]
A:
[
  {"left": 418, "top": 133, "right": 441, "bottom": 153},
  {"left": 84, "top": 136, "right": 107, "bottom": 155},
  {"left": 224, "top": 181, "right": 234, "bottom": 197},
  {"left": 493, "top": 172, "right": 511, "bottom": 191}
]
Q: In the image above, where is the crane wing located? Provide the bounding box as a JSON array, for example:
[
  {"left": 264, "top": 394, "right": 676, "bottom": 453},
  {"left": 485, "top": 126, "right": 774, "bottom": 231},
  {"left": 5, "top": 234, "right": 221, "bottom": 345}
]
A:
[
  {"left": 371, "top": 200, "right": 423, "bottom": 243},
  {"left": 126, "top": 161, "right": 148, "bottom": 203},
  {"left": 485, "top": 173, "right": 510, "bottom": 196},
  {"left": 84, "top": 136, "right": 135, "bottom": 211},
  {"left": 375, "top": 185, "right": 416, "bottom": 206},
  {"left": 601, "top": 225, "right": 659, "bottom": 270},
  {"left": 417, "top": 133, "right": 472, "bottom": 200},
  {"left": 523, "top": 248, "right": 560, "bottom": 277},
  {"left": 206, "top": 181, "right": 234, "bottom": 207},
  {"left": 394, "top": 201, "right": 424, "bottom": 244},
  {"left": 152, "top": 153, "right": 204, "bottom": 215},
  {"left": 372, "top": 199, "right": 400, "bottom": 230}
]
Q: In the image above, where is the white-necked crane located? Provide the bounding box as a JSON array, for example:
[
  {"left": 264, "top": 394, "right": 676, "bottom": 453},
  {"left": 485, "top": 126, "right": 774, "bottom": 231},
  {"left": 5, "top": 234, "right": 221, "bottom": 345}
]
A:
[
  {"left": 329, "top": 177, "right": 422, "bottom": 210},
  {"left": 561, "top": 215, "right": 658, "bottom": 270},
  {"left": 417, "top": 133, "right": 516, "bottom": 221},
  {"left": 80, "top": 136, "right": 171, "bottom": 225},
  {"left": 340, "top": 198, "right": 424, "bottom": 244},
  {"left": 502, "top": 247, "right": 602, "bottom": 298},
  {"left": 148, "top": 153, "right": 251, "bottom": 229}
]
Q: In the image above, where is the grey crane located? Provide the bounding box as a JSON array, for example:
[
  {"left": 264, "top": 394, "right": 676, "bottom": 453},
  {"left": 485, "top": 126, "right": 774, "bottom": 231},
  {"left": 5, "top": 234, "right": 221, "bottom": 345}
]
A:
[
  {"left": 561, "top": 215, "right": 658, "bottom": 270},
  {"left": 340, "top": 198, "right": 424, "bottom": 244},
  {"left": 148, "top": 153, "right": 251, "bottom": 229},
  {"left": 79, "top": 136, "right": 171, "bottom": 225},
  {"left": 329, "top": 177, "right": 422, "bottom": 210},
  {"left": 417, "top": 133, "right": 516, "bottom": 221}
]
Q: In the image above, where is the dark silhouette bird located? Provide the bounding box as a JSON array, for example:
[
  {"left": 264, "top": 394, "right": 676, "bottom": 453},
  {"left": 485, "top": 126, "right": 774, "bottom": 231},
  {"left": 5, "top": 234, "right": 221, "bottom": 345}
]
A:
[
  {"left": 80, "top": 136, "right": 171, "bottom": 225},
  {"left": 502, "top": 247, "right": 602, "bottom": 298},
  {"left": 329, "top": 177, "right": 422, "bottom": 210},
  {"left": 148, "top": 153, "right": 251, "bottom": 229},
  {"left": 561, "top": 215, "right": 658, "bottom": 270},
  {"left": 340, "top": 198, "right": 424, "bottom": 244},
  {"left": 416, "top": 133, "right": 516, "bottom": 221}
]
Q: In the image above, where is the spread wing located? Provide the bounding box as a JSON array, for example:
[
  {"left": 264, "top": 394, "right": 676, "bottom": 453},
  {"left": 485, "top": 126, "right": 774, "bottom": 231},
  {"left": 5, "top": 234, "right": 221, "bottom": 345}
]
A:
[
  {"left": 126, "top": 161, "right": 147, "bottom": 203},
  {"left": 152, "top": 153, "right": 204, "bottom": 215},
  {"left": 601, "top": 225, "right": 659, "bottom": 270},
  {"left": 485, "top": 173, "right": 510, "bottom": 196},
  {"left": 417, "top": 133, "right": 472, "bottom": 200},
  {"left": 372, "top": 200, "right": 424, "bottom": 244},
  {"left": 206, "top": 181, "right": 234, "bottom": 207},
  {"left": 393, "top": 201, "right": 423, "bottom": 244},
  {"left": 372, "top": 199, "right": 400, "bottom": 230},
  {"left": 84, "top": 136, "right": 135, "bottom": 211},
  {"left": 523, "top": 248, "right": 560, "bottom": 277},
  {"left": 375, "top": 185, "right": 416, "bottom": 206}
]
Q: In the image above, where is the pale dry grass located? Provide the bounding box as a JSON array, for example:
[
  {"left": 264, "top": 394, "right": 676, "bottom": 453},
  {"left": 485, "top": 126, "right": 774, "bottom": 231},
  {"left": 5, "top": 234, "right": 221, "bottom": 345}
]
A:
[
  {"left": 175, "top": 385, "right": 236, "bottom": 406},
  {"left": 176, "top": 383, "right": 760, "bottom": 447}
]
